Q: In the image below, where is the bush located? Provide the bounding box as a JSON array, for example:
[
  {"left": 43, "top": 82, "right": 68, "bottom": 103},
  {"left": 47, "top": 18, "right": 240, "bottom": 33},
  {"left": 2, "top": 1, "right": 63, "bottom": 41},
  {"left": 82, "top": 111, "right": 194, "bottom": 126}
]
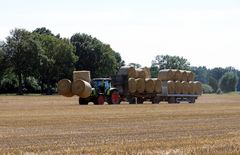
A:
[
  {"left": 219, "top": 72, "right": 239, "bottom": 93},
  {"left": 202, "top": 84, "right": 214, "bottom": 94}
]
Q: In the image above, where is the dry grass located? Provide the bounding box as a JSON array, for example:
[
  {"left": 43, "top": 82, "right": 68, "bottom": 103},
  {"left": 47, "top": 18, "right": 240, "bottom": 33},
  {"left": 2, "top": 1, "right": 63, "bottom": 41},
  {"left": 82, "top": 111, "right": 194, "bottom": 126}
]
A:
[{"left": 0, "top": 94, "right": 240, "bottom": 154}]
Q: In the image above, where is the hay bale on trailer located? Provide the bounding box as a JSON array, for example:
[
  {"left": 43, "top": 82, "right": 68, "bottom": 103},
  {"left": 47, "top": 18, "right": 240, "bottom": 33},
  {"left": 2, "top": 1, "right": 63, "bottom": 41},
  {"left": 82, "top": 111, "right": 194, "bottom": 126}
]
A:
[
  {"left": 73, "top": 71, "right": 91, "bottom": 83},
  {"left": 186, "top": 71, "right": 195, "bottom": 81},
  {"left": 57, "top": 79, "right": 74, "bottom": 97},
  {"left": 153, "top": 78, "right": 162, "bottom": 93},
  {"left": 180, "top": 70, "right": 188, "bottom": 81},
  {"left": 167, "top": 80, "right": 175, "bottom": 94},
  {"left": 136, "top": 68, "right": 146, "bottom": 79},
  {"left": 117, "top": 66, "right": 136, "bottom": 78},
  {"left": 188, "top": 81, "right": 195, "bottom": 94},
  {"left": 128, "top": 78, "right": 136, "bottom": 93},
  {"left": 136, "top": 78, "right": 145, "bottom": 93},
  {"left": 145, "top": 78, "right": 155, "bottom": 93},
  {"left": 72, "top": 79, "right": 92, "bottom": 98},
  {"left": 143, "top": 67, "right": 151, "bottom": 78},
  {"left": 158, "top": 69, "right": 174, "bottom": 81},
  {"left": 174, "top": 81, "right": 182, "bottom": 94},
  {"left": 194, "top": 81, "right": 202, "bottom": 95},
  {"left": 172, "top": 69, "right": 181, "bottom": 81},
  {"left": 181, "top": 81, "right": 189, "bottom": 94}
]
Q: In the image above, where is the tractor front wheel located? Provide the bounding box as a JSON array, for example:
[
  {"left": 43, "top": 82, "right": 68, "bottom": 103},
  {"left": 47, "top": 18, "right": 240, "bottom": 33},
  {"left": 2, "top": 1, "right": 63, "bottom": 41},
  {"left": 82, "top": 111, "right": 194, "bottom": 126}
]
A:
[{"left": 94, "top": 94, "right": 105, "bottom": 105}]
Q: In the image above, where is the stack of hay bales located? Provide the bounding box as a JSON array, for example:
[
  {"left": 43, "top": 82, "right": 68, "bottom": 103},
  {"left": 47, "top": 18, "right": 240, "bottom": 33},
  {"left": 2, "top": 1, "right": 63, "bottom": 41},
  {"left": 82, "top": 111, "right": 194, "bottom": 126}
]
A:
[
  {"left": 158, "top": 69, "right": 202, "bottom": 95},
  {"left": 118, "top": 66, "right": 162, "bottom": 94},
  {"left": 58, "top": 70, "right": 92, "bottom": 98}
]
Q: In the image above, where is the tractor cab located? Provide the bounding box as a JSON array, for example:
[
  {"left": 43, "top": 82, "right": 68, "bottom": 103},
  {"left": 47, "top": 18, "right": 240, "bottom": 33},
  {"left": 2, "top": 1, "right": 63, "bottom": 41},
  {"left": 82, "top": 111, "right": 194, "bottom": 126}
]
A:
[{"left": 91, "top": 78, "right": 111, "bottom": 94}]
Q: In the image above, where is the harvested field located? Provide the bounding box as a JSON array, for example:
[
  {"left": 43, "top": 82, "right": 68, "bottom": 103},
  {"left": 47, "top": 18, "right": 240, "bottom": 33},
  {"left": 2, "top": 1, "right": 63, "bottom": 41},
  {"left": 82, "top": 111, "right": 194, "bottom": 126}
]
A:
[{"left": 0, "top": 94, "right": 240, "bottom": 154}]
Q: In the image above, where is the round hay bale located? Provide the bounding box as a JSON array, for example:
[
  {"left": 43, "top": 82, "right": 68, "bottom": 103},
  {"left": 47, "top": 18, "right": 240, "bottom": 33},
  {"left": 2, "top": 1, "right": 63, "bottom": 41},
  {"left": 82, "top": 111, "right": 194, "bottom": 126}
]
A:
[
  {"left": 186, "top": 71, "right": 195, "bottom": 81},
  {"left": 136, "top": 78, "right": 145, "bottom": 93},
  {"left": 136, "top": 68, "right": 146, "bottom": 79},
  {"left": 180, "top": 70, "right": 188, "bottom": 81},
  {"left": 73, "top": 71, "right": 91, "bottom": 82},
  {"left": 118, "top": 66, "right": 136, "bottom": 78},
  {"left": 153, "top": 78, "right": 162, "bottom": 93},
  {"left": 145, "top": 78, "right": 155, "bottom": 93},
  {"left": 167, "top": 80, "right": 175, "bottom": 94},
  {"left": 158, "top": 69, "right": 174, "bottom": 81},
  {"left": 188, "top": 81, "right": 195, "bottom": 94},
  {"left": 143, "top": 67, "right": 151, "bottom": 78},
  {"left": 174, "top": 81, "right": 181, "bottom": 94},
  {"left": 128, "top": 78, "right": 136, "bottom": 93},
  {"left": 181, "top": 81, "right": 189, "bottom": 94},
  {"left": 194, "top": 81, "right": 202, "bottom": 95},
  {"left": 57, "top": 79, "right": 74, "bottom": 97},
  {"left": 172, "top": 69, "right": 181, "bottom": 81},
  {"left": 72, "top": 80, "right": 92, "bottom": 98}
]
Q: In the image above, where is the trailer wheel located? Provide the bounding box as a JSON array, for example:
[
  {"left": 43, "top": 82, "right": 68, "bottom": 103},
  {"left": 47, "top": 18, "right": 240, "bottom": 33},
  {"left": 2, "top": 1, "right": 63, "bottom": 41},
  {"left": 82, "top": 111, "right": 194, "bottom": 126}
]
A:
[
  {"left": 151, "top": 97, "right": 160, "bottom": 104},
  {"left": 137, "top": 97, "right": 144, "bottom": 104},
  {"left": 168, "top": 97, "right": 176, "bottom": 104},
  {"left": 94, "top": 94, "right": 105, "bottom": 105},
  {"left": 108, "top": 90, "right": 120, "bottom": 105},
  {"left": 128, "top": 97, "right": 136, "bottom": 104},
  {"left": 189, "top": 97, "right": 195, "bottom": 104},
  {"left": 79, "top": 98, "right": 88, "bottom": 105}
]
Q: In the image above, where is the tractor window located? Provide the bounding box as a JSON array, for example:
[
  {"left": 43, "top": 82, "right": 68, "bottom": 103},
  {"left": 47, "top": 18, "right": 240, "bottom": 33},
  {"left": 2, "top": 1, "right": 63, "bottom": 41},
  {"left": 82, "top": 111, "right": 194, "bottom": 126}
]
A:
[{"left": 104, "top": 81, "right": 111, "bottom": 89}]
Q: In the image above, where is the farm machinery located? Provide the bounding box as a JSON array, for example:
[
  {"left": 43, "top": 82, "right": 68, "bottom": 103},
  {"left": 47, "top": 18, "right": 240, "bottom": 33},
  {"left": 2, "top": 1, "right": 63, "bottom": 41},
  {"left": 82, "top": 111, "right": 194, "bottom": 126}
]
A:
[
  {"left": 78, "top": 78, "right": 120, "bottom": 105},
  {"left": 58, "top": 66, "right": 202, "bottom": 105}
]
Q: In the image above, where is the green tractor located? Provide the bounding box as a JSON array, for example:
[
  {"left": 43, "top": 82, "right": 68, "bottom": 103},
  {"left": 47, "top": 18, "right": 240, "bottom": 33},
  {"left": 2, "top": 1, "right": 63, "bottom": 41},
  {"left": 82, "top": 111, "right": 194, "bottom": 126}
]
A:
[{"left": 79, "top": 78, "right": 121, "bottom": 105}]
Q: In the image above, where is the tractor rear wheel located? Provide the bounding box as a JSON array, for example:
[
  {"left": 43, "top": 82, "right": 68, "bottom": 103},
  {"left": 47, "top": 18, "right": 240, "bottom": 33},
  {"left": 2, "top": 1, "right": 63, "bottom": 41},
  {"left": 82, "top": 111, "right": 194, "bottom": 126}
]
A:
[
  {"left": 108, "top": 90, "right": 120, "bottom": 105},
  {"left": 94, "top": 94, "right": 105, "bottom": 105}
]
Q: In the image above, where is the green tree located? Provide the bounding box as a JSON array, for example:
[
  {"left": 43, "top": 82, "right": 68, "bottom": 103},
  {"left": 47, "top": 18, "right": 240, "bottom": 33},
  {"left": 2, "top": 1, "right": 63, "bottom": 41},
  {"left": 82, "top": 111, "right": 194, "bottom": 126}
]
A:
[
  {"left": 70, "top": 33, "right": 122, "bottom": 77},
  {"left": 209, "top": 67, "right": 226, "bottom": 81},
  {"left": 150, "top": 66, "right": 158, "bottom": 78},
  {"left": 128, "top": 63, "right": 141, "bottom": 68},
  {"left": 208, "top": 76, "right": 218, "bottom": 92},
  {"left": 0, "top": 42, "right": 6, "bottom": 78},
  {"left": 191, "top": 66, "right": 209, "bottom": 83},
  {"left": 34, "top": 33, "right": 76, "bottom": 94},
  {"left": 219, "top": 72, "right": 239, "bottom": 93},
  {"left": 33, "top": 27, "right": 60, "bottom": 38},
  {"left": 4, "top": 29, "right": 42, "bottom": 95},
  {"left": 114, "top": 52, "right": 125, "bottom": 70},
  {"left": 152, "top": 55, "right": 190, "bottom": 70}
]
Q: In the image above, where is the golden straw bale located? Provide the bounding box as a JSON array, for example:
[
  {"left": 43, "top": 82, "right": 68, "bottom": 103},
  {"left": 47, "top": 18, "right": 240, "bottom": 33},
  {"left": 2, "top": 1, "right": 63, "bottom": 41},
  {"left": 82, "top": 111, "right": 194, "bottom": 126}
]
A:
[
  {"left": 145, "top": 78, "right": 155, "bottom": 93},
  {"left": 57, "top": 79, "right": 74, "bottom": 97},
  {"left": 73, "top": 71, "right": 91, "bottom": 82},
  {"left": 72, "top": 80, "right": 92, "bottom": 98},
  {"left": 136, "top": 78, "right": 145, "bottom": 93},
  {"left": 174, "top": 81, "right": 182, "bottom": 94},
  {"left": 128, "top": 78, "right": 136, "bottom": 93},
  {"left": 186, "top": 71, "right": 195, "bottom": 81},
  {"left": 167, "top": 80, "right": 175, "bottom": 94},
  {"left": 153, "top": 78, "right": 162, "bottom": 93},
  {"left": 118, "top": 66, "right": 136, "bottom": 78},
  {"left": 158, "top": 69, "right": 174, "bottom": 81}
]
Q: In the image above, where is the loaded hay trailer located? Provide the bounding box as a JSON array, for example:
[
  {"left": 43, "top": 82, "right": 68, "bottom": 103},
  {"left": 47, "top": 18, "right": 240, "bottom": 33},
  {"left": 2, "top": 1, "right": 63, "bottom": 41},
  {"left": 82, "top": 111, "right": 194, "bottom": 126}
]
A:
[{"left": 111, "top": 67, "right": 202, "bottom": 104}]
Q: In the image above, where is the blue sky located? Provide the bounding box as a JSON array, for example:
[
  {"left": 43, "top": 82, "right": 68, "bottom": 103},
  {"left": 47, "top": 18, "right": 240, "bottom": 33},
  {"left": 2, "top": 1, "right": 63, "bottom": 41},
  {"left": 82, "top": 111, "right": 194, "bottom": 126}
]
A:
[{"left": 1, "top": 0, "right": 240, "bottom": 68}]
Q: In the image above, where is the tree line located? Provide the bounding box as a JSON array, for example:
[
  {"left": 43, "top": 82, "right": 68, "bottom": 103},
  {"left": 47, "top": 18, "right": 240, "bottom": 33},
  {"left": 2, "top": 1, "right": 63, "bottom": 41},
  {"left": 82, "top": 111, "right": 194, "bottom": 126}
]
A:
[
  {"left": 0, "top": 27, "right": 239, "bottom": 95},
  {"left": 0, "top": 27, "right": 124, "bottom": 95}
]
